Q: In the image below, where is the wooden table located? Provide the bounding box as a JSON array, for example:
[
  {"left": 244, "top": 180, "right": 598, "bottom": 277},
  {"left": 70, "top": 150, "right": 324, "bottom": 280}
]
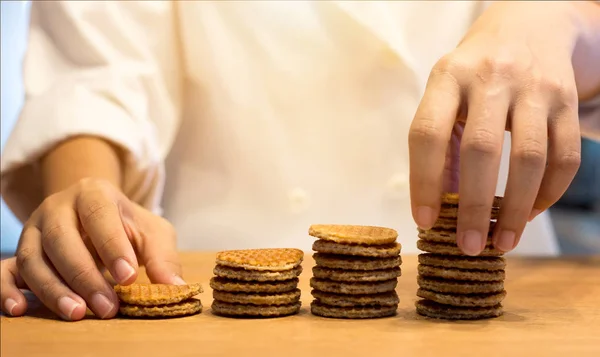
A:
[{"left": 2, "top": 253, "right": 600, "bottom": 357}]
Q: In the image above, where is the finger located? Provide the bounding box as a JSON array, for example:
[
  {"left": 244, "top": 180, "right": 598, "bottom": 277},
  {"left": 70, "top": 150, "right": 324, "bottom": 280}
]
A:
[
  {"left": 76, "top": 189, "right": 138, "bottom": 285},
  {"left": 133, "top": 214, "right": 184, "bottom": 285},
  {"left": 530, "top": 104, "right": 581, "bottom": 220},
  {"left": 442, "top": 122, "right": 464, "bottom": 193},
  {"left": 493, "top": 95, "right": 548, "bottom": 252},
  {"left": 458, "top": 82, "right": 510, "bottom": 256},
  {"left": 41, "top": 209, "right": 119, "bottom": 319},
  {"left": 409, "top": 56, "right": 463, "bottom": 229},
  {"left": 1, "top": 257, "right": 28, "bottom": 316},
  {"left": 16, "top": 225, "right": 87, "bottom": 321}
]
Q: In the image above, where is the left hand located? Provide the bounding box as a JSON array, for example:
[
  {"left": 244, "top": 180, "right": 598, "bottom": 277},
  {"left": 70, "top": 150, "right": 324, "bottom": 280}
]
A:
[{"left": 409, "top": 2, "right": 584, "bottom": 255}]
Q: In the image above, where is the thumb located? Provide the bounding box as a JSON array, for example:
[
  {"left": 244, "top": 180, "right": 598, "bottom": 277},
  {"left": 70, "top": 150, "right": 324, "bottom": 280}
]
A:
[
  {"left": 122, "top": 207, "right": 185, "bottom": 285},
  {"left": 443, "top": 122, "right": 464, "bottom": 193}
]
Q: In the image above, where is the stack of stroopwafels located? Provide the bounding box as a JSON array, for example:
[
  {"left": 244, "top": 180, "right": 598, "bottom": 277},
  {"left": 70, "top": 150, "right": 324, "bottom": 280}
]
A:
[
  {"left": 114, "top": 283, "right": 203, "bottom": 318},
  {"left": 308, "top": 224, "right": 402, "bottom": 319},
  {"left": 210, "top": 248, "right": 304, "bottom": 318},
  {"left": 415, "top": 193, "right": 507, "bottom": 320}
]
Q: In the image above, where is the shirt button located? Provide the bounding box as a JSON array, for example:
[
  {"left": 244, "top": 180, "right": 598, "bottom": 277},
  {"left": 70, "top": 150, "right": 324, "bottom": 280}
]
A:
[
  {"left": 288, "top": 188, "right": 310, "bottom": 213},
  {"left": 387, "top": 172, "right": 409, "bottom": 199}
]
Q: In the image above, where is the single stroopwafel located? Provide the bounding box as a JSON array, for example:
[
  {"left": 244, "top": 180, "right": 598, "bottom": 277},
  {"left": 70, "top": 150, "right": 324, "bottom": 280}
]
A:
[
  {"left": 213, "top": 265, "right": 303, "bottom": 282},
  {"left": 418, "top": 264, "right": 505, "bottom": 282},
  {"left": 215, "top": 248, "right": 304, "bottom": 271},
  {"left": 210, "top": 277, "right": 299, "bottom": 293},
  {"left": 212, "top": 289, "right": 301, "bottom": 306},
  {"left": 311, "top": 301, "right": 397, "bottom": 319},
  {"left": 211, "top": 300, "right": 301, "bottom": 317},
  {"left": 313, "top": 253, "right": 401, "bottom": 271},
  {"left": 311, "top": 290, "right": 399, "bottom": 307},
  {"left": 415, "top": 193, "right": 508, "bottom": 320},
  {"left": 309, "top": 224, "right": 398, "bottom": 245},
  {"left": 114, "top": 283, "right": 203, "bottom": 306},
  {"left": 312, "top": 266, "right": 401, "bottom": 282},
  {"left": 312, "top": 239, "right": 401, "bottom": 258},
  {"left": 119, "top": 299, "right": 202, "bottom": 318},
  {"left": 310, "top": 277, "right": 397, "bottom": 295},
  {"left": 416, "top": 299, "right": 503, "bottom": 320}
]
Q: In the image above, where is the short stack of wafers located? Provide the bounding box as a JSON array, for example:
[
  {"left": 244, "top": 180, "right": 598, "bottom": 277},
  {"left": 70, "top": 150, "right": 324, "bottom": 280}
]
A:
[
  {"left": 415, "top": 193, "right": 507, "bottom": 320},
  {"left": 308, "top": 224, "right": 402, "bottom": 319},
  {"left": 210, "top": 248, "right": 304, "bottom": 318},
  {"left": 114, "top": 283, "right": 203, "bottom": 318}
]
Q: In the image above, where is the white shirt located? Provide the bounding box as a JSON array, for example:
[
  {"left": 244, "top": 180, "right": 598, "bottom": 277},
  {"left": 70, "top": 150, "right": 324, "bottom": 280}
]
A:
[{"left": 3, "top": 1, "right": 598, "bottom": 256}]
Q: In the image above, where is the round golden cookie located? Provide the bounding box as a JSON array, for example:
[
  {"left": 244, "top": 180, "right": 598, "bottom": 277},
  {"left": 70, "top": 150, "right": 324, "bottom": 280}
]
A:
[
  {"left": 312, "top": 266, "right": 401, "bottom": 282},
  {"left": 416, "top": 299, "right": 503, "bottom": 320},
  {"left": 119, "top": 298, "right": 202, "bottom": 318},
  {"left": 211, "top": 300, "right": 301, "bottom": 317},
  {"left": 417, "top": 276, "right": 504, "bottom": 294},
  {"left": 418, "top": 253, "right": 506, "bottom": 271},
  {"left": 311, "top": 301, "right": 397, "bottom": 319},
  {"left": 114, "top": 283, "right": 203, "bottom": 306},
  {"left": 417, "top": 240, "right": 503, "bottom": 257},
  {"left": 309, "top": 224, "right": 397, "bottom": 245},
  {"left": 312, "top": 239, "right": 401, "bottom": 258},
  {"left": 417, "top": 288, "right": 507, "bottom": 307},
  {"left": 215, "top": 248, "right": 304, "bottom": 271},
  {"left": 313, "top": 253, "right": 401, "bottom": 271},
  {"left": 213, "top": 265, "right": 303, "bottom": 282},
  {"left": 418, "top": 264, "right": 505, "bottom": 282},
  {"left": 310, "top": 277, "right": 397, "bottom": 295},
  {"left": 212, "top": 289, "right": 301, "bottom": 306},
  {"left": 210, "top": 277, "right": 298, "bottom": 293},
  {"left": 311, "top": 290, "right": 399, "bottom": 307}
]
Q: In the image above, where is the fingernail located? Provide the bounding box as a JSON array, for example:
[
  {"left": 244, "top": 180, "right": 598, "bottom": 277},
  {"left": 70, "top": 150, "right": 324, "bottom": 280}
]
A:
[
  {"left": 91, "top": 293, "right": 115, "bottom": 319},
  {"left": 460, "top": 230, "right": 483, "bottom": 256},
  {"left": 529, "top": 209, "right": 542, "bottom": 222},
  {"left": 496, "top": 230, "right": 516, "bottom": 252},
  {"left": 4, "top": 298, "right": 18, "bottom": 316},
  {"left": 58, "top": 296, "right": 81, "bottom": 320},
  {"left": 172, "top": 275, "right": 186, "bottom": 285},
  {"left": 416, "top": 206, "right": 436, "bottom": 229},
  {"left": 114, "top": 258, "right": 135, "bottom": 283}
]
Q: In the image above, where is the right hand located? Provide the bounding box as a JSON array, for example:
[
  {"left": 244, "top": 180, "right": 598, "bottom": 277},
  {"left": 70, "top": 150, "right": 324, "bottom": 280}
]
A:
[{"left": 0, "top": 178, "right": 183, "bottom": 321}]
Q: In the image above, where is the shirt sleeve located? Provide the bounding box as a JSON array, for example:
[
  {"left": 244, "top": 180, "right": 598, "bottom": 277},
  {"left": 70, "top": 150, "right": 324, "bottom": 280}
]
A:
[
  {"left": 0, "top": 1, "right": 182, "bottom": 220},
  {"left": 579, "top": 94, "right": 600, "bottom": 142}
]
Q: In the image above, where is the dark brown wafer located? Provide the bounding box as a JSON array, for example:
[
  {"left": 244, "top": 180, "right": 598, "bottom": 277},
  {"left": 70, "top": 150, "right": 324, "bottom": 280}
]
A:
[
  {"left": 119, "top": 298, "right": 202, "bottom": 318},
  {"left": 114, "top": 283, "right": 203, "bottom": 306},
  {"left": 211, "top": 300, "right": 301, "bottom": 317},
  {"left": 312, "top": 239, "right": 401, "bottom": 258},
  {"left": 310, "top": 277, "right": 397, "bottom": 295},
  {"left": 311, "top": 290, "right": 399, "bottom": 307},
  {"left": 418, "top": 254, "right": 506, "bottom": 271},
  {"left": 210, "top": 277, "right": 298, "bottom": 293},
  {"left": 416, "top": 299, "right": 503, "bottom": 320},
  {"left": 313, "top": 253, "right": 401, "bottom": 271},
  {"left": 212, "top": 289, "right": 301, "bottom": 306},
  {"left": 311, "top": 301, "right": 397, "bottom": 319},
  {"left": 417, "top": 288, "right": 506, "bottom": 307},
  {"left": 312, "top": 266, "right": 401, "bottom": 282},
  {"left": 418, "top": 264, "right": 505, "bottom": 282},
  {"left": 417, "top": 276, "right": 504, "bottom": 294},
  {"left": 417, "top": 240, "right": 503, "bottom": 257},
  {"left": 213, "top": 265, "right": 303, "bottom": 282}
]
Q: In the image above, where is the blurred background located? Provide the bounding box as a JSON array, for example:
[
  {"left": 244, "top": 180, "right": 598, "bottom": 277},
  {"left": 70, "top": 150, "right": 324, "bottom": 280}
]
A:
[{"left": 1, "top": 1, "right": 599, "bottom": 255}]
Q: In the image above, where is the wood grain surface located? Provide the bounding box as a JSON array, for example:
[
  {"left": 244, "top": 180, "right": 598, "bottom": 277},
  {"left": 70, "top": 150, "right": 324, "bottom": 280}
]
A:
[{"left": 2, "top": 253, "right": 600, "bottom": 357}]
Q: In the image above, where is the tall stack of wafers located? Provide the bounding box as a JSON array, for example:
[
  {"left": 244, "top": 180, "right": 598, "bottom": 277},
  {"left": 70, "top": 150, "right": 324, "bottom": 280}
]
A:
[
  {"left": 210, "top": 248, "right": 304, "bottom": 318},
  {"left": 415, "top": 193, "right": 507, "bottom": 320},
  {"left": 308, "top": 224, "right": 402, "bottom": 319}
]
